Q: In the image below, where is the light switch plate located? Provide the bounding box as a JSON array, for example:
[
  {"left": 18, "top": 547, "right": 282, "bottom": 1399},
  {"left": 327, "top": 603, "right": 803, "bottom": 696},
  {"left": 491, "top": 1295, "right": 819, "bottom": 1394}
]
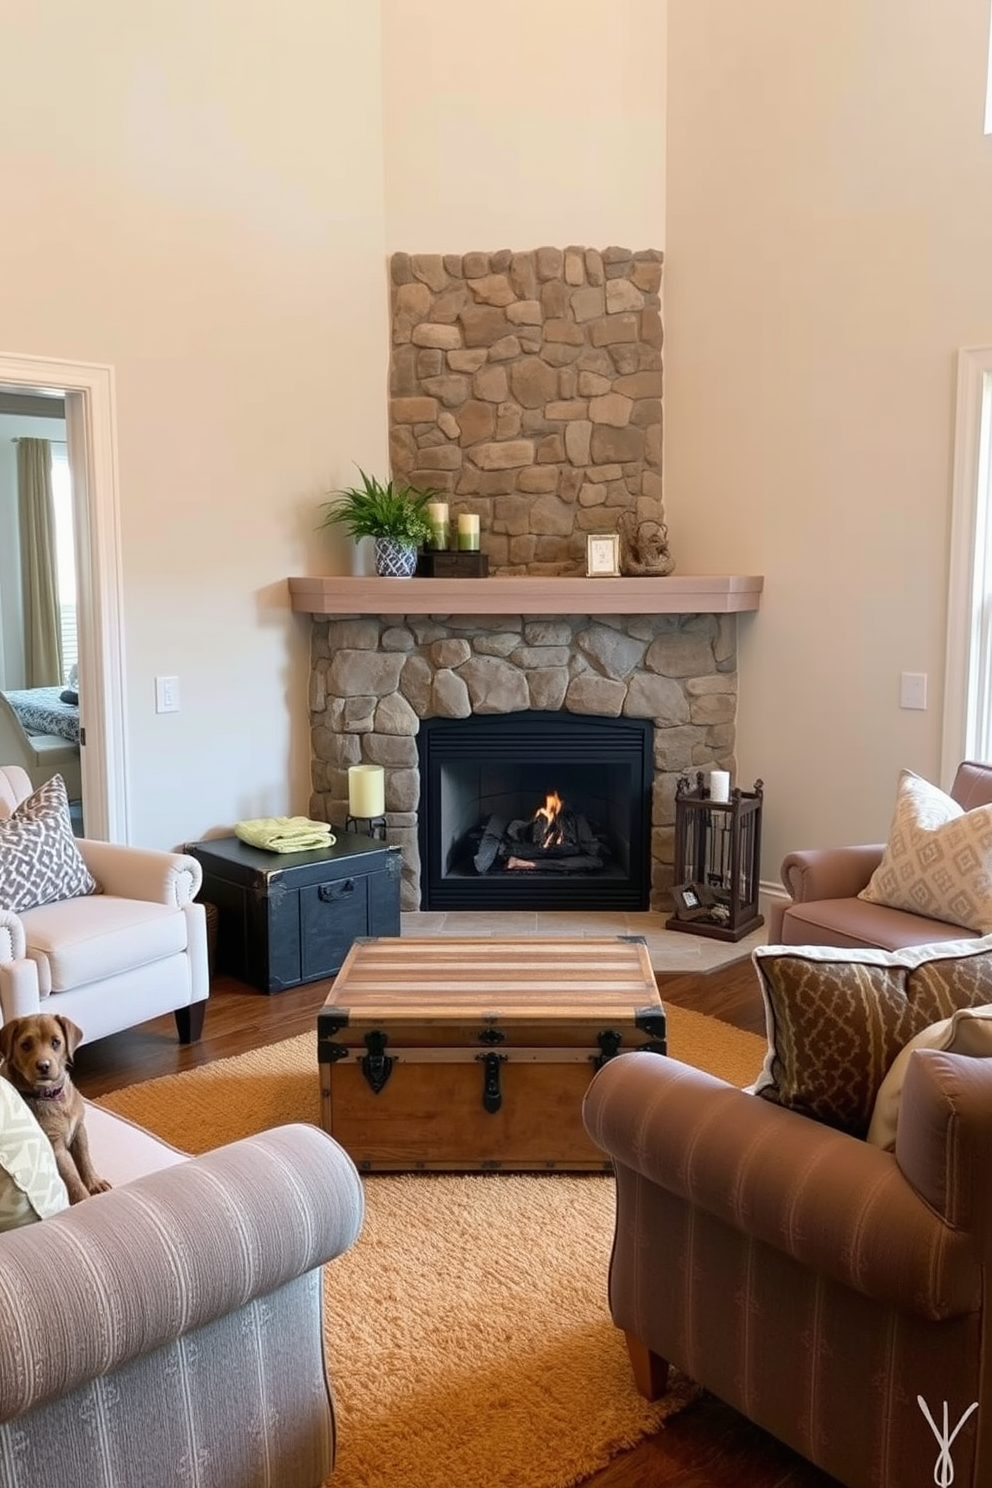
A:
[{"left": 900, "top": 672, "right": 927, "bottom": 710}]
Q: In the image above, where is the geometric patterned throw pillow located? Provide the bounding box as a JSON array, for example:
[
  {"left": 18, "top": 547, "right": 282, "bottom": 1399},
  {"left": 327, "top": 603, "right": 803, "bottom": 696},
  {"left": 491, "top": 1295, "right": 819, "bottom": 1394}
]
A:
[
  {"left": 0, "top": 774, "right": 97, "bottom": 915},
  {"left": 858, "top": 768, "right": 992, "bottom": 933},
  {"left": 750, "top": 934, "right": 992, "bottom": 1136},
  {"left": 0, "top": 1077, "right": 69, "bottom": 1230}
]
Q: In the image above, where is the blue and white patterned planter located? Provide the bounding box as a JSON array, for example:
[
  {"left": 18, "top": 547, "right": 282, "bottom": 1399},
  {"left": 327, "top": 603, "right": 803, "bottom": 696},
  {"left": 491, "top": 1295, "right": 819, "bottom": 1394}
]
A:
[{"left": 374, "top": 538, "right": 418, "bottom": 578}]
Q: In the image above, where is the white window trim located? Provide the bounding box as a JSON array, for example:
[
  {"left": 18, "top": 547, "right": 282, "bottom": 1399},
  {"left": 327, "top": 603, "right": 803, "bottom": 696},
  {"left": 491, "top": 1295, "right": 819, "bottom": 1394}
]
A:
[{"left": 942, "top": 346, "right": 992, "bottom": 782}]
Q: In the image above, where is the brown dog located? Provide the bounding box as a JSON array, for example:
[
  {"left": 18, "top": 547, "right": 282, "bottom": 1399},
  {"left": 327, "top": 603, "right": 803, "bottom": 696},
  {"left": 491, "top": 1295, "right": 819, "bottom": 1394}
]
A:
[{"left": 0, "top": 1014, "right": 111, "bottom": 1204}]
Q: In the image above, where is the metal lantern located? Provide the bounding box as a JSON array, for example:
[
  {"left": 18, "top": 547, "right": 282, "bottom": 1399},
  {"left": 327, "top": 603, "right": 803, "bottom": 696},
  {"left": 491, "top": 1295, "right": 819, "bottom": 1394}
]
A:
[{"left": 666, "top": 772, "right": 764, "bottom": 941}]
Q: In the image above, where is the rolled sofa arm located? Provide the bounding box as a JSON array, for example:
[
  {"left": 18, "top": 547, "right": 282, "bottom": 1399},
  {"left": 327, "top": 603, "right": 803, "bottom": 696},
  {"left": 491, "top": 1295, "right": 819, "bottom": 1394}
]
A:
[
  {"left": 0, "top": 1124, "right": 364, "bottom": 1423},
  {"left": 0, "top": 910, "right": 25, "bottom": 963},
  {"left": 77, "top": 840, "right": 202, "bottom": 907},
  {"left": 583, "top": 1053, "right": 979, "bottom": 1321},
  {"left": 896, "top": 1048, "right": 992, "bottom": 1236},
  {"left": 779, "top": 843, "right": 885, "bottom": 903}
]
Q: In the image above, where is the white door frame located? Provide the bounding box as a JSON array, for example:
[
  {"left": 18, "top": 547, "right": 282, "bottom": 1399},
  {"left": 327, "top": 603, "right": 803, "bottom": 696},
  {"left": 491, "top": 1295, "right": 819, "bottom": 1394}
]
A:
[
  {"left": 942, "top": 345, "right": 992, "bottom": 785},
  {"left": 0, "top": 352, "right": 128, "bottom": 841}
]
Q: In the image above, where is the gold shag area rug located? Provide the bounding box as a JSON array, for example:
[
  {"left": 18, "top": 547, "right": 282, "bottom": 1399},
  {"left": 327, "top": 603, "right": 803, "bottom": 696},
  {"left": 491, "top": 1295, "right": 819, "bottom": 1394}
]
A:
[{"left": 96, "top": 1005, "right": 766, "bottom": 1488}]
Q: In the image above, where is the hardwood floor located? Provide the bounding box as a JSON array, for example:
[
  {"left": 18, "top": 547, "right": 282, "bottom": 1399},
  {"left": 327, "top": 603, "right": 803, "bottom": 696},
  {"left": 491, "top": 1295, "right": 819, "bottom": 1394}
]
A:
[{"left": 71, "top": 957, "right": 840, "bottom": 1488}]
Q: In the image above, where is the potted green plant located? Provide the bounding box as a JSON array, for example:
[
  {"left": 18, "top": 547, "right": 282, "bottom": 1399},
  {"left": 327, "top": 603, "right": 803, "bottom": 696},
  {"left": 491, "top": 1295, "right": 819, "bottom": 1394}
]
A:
[{"left": 319, "top": 468, "right": 438, "bottom": 578}]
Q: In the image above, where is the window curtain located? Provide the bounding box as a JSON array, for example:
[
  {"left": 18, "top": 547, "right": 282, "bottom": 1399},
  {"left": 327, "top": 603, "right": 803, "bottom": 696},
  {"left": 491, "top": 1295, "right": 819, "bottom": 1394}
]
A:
[{"left": 16, "top": 437, "right": 63, "bottom": 687}]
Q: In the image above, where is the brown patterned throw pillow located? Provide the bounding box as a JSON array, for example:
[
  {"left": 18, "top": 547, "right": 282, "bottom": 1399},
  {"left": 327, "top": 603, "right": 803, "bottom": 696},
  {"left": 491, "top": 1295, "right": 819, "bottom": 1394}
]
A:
[
  {"left": 0, "top": 774, "right": 97, "bottom": 914},
  {"left": 858, "top": 769, "right": 992, "bottom": 933},
  {"left": 750, "top": 936, "right": 992, "bottom": 1135}
]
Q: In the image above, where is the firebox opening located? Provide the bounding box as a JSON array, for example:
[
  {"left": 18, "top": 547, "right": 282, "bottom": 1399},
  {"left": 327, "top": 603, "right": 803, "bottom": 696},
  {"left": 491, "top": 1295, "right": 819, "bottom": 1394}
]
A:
[{"left": 418, "top": 713, "right": 652, "bottom": 911}]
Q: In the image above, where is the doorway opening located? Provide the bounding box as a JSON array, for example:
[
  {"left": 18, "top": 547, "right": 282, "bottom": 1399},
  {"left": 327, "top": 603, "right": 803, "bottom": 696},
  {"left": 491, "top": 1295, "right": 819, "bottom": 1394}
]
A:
[{"left": 0, "top": 353, "right": 128, "bottom": 840}]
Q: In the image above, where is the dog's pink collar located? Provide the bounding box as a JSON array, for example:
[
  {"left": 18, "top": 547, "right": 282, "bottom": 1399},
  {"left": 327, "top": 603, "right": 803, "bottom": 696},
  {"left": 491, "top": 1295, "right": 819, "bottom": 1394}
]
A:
[{"left": 32, "top": 1082, "right": 66, "bottom": 1101}]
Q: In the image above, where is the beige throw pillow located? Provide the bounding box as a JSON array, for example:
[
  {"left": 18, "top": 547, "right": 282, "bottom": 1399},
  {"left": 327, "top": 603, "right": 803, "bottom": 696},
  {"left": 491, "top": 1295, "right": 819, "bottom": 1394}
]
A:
[
  {"left": 0, "top": 1078, "right": 69, "bottom": 1230},
  {"left": 866, "top": 1003, "right": 992, "bottom": 1150},
  {"left": 858, "top": 769, "right": 992, "bottom": 933},
  {"left": 750, "top": 936, "right": 992, "bottom": 1136}
]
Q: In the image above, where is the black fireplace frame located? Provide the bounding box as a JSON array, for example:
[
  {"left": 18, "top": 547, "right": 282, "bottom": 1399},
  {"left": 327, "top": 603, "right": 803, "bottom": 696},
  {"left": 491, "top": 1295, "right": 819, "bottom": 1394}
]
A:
[{"left": 417, "top": 711, "right": 653, "bottom": 911}]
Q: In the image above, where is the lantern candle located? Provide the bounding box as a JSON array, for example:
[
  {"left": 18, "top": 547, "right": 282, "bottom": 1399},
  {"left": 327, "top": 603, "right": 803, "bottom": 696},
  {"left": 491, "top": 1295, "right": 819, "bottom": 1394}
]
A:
[
  {"left": 425, "top": 500, "right": 450, "bottom": 550},
  {"left": 709, "top": 770, "right": 730, "bottom": 803},
  {"left": 348, "top": 764, "right": 385, "bottom": 818},
  {"left": 457, "top": 512, "right": 480, "bottom": 551}
]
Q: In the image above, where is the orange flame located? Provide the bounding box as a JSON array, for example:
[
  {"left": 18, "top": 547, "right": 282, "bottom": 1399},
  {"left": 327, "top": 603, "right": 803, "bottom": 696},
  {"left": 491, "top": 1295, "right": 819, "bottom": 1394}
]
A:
[{"left": 535, "top": 790, "right": 564, "bottom": 847}]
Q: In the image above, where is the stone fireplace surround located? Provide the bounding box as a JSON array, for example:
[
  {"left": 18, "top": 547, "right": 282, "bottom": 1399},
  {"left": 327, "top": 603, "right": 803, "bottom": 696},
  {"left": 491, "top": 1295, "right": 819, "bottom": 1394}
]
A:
[
  {"left": 301, "top": 240, "right": 758, "bottom": 914},
  {"left": 307, "top": 606, "right": 739, "bottom": 913}
]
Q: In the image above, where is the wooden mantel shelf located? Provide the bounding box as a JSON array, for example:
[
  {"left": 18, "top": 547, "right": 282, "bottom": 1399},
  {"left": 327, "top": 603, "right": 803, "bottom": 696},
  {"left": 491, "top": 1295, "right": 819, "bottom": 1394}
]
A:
[{"left": 288, "top": 573, "right": 763, "bottom": 617}]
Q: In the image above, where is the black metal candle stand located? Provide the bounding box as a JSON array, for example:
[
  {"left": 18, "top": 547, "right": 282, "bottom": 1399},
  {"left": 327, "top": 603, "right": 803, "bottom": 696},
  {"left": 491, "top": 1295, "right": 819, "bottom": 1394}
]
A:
[
  {"left": 666, "top": 772, "right": 764, "bottom": 942},
  {"left": 345, "top": 814, "right": 388, "bottom": 842}
]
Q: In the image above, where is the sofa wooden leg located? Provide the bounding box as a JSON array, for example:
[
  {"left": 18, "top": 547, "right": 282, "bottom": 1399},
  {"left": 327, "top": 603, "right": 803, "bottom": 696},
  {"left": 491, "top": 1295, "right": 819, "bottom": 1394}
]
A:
[
  {"left": 175, "top": 1001, "right": 206, "bottom": 1044},
  {"left": 624, "top": 1331, "right": 670, "bottom": 1400}
]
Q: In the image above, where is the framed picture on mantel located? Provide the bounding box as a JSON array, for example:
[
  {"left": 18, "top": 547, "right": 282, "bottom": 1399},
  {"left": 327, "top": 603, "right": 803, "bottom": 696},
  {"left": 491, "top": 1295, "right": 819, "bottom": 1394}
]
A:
[{"left": 586, "top": 533, "right": 621, "bottom": 577}]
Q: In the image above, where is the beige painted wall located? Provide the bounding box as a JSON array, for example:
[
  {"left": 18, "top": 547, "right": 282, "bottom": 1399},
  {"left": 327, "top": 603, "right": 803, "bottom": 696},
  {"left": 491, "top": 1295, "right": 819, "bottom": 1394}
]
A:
[
  {"left": 0, "top": 2, "right": 388, "bottom": 847},
  {"left": 1, "top": 1, "right": 667, "bottom": 851},
  {"left": 12, "top": 0, "right": 974, "bottom": 882},
  {"left": 665, "top": 0, "right": 992, "bottom": 872},
  {"left": 381, "top": 0, "right": 667, "bottom": 253}
]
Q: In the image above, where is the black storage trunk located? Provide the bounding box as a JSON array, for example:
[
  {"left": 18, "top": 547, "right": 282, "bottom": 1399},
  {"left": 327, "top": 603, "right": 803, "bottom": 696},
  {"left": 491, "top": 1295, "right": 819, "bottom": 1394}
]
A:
[{"left": 188, "top": 832, "right": 402, "bottom": 993}]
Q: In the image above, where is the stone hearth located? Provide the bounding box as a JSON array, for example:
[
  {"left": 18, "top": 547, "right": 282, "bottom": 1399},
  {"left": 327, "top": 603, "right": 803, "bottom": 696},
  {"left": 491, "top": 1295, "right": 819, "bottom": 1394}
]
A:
[{"left": 308, "top": 610, "right": 738, "bottom": 912}]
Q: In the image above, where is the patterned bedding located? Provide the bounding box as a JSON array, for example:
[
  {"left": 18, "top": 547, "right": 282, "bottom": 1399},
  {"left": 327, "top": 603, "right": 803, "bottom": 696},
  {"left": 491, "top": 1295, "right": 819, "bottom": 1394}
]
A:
[{"left": 3, "top": 687, "right": 80, "bottom": 743}]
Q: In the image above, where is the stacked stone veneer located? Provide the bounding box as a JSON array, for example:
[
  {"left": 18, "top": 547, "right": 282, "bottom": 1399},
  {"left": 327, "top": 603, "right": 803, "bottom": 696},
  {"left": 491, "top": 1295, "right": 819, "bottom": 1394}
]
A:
[
  {"left": 309, "top": 612, "right": 738, "bottom": 912},
  {"left": 388, "top": 245, "right": 664, "bottom": 574}
]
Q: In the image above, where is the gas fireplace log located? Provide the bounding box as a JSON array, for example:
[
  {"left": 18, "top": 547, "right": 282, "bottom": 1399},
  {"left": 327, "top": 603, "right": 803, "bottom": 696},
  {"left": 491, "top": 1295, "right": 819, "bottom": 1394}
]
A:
[
  {"left": 472, "top": 808, "right": 609, "bottom": 877},
  {"left": 499, "top": 841, "right": 598, "bottom": 862},
  {"left": 506, "top": 853, "right": 604, "bottom": 873},
  {"left": 473, "top": 815, "right": 507, "bottom": 875}
]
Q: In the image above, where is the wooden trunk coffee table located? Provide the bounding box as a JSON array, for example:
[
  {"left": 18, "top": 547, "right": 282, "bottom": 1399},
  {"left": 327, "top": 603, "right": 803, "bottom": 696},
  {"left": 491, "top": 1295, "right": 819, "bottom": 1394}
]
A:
[{"left": 317, "top": 934, "right": 666, "bottom": 1171}]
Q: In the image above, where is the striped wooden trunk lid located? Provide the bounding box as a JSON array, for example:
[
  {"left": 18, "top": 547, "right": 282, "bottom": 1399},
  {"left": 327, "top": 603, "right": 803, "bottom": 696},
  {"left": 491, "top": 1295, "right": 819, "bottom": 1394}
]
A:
[{"left": 318, "top": 936, "right": 666, "bottom": 1171}]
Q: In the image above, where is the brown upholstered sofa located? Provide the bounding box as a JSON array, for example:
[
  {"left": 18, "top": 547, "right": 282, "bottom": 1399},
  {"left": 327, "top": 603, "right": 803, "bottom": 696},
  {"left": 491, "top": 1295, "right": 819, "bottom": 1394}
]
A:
[
  {"left": 768, "top": 759, "right": 992, "bottom": 949},
  {"left": 584, "top": 1048, "right": 992, "bottom": 1488},
  {"left": 0, "top": 1103, "right": 364, "bottom": 1488}
]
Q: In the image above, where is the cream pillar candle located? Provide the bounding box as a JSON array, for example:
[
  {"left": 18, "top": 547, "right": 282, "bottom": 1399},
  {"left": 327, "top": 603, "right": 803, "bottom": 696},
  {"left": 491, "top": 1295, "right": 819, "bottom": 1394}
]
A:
[
  {"left": 348, "top": 764, "right": 385, "bottom": 817},
  {"left": 425, "top": 500, "right": 450, "bottom": 550},
  {"left": 457, "top": 512, "right": 480, "bottom": 551},
  {"left": 709, "top": 769, "right": 730, "bottom": 803}
]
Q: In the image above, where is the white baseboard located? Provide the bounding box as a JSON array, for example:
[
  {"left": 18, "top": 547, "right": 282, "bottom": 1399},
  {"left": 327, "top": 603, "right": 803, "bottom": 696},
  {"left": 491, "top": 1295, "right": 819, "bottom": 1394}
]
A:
[{"left": 759, "top": 880, "right": 789, "bottom": 925}]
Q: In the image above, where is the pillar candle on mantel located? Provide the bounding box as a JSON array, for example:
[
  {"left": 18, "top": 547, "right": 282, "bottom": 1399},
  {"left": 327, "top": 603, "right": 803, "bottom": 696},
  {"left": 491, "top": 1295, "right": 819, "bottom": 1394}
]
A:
[
  {"left": 425, "top": 501, "right": 450, "bottom": 550},
  {"left": 348, "top": 764, "right": 385, "bottom": 817},
  {"left": 457, "top": 513, "right": 480, "bottom": 551}
]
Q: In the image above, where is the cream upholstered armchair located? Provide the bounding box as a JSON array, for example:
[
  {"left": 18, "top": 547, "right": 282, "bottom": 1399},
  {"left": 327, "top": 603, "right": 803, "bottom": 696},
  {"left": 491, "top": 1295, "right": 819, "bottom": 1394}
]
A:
[{"left": 0, "top": 765, "right": 208, "bottom": 1044}]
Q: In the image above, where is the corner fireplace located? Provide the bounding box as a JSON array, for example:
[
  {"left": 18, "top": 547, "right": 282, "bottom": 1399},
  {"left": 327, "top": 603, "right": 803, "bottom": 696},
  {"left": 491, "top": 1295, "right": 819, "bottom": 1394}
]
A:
[{"left": 417, "top": 712, "right": 653, "bottom": 911}]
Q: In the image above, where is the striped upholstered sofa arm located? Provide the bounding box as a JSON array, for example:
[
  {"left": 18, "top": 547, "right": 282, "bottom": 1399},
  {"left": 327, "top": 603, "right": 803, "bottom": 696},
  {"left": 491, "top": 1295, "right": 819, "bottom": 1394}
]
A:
[
  {"left": 583, "top": 1052, "right": 980, "bottom": 1322},
  {"left": 0, "top": 1123, "right": 364, "bottom": 1423}
]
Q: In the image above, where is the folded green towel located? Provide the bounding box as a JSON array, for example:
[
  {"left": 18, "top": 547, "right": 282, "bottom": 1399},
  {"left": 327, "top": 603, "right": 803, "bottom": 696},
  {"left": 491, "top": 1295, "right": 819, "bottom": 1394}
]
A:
[{"left": 235, "top": 816, "right": 337, "bottom": 853}]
